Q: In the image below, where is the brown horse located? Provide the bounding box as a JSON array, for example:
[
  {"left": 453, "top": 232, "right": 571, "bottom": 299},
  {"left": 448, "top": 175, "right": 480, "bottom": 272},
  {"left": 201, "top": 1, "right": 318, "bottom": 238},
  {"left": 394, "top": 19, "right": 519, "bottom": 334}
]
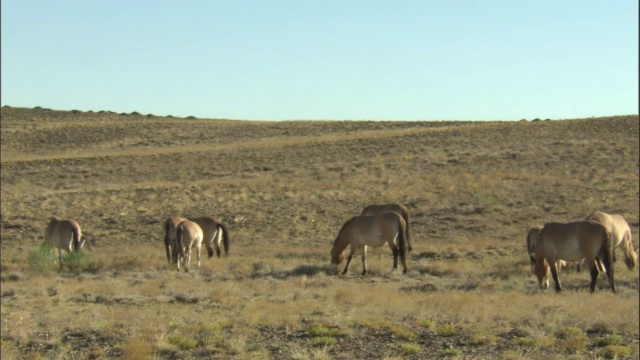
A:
[
  {"left": 176, "top": 219, "right": 203, "bottom": 272},
  {"left": 330, "top": 212, "right": 408, "bottom": 275},
  {"left": 532, "top": 220, "right": 616, "bottom": 293},
  {"left": 45, "top": 217, "right": 85, "bottom": 270},
  {"left": 361, "top": 203, "right": 412, "bottom": 252},
  {"left": 163, "top": 216, "right": 186, "bottom": 264},
  {"left": 526, "top": 225, "right": 573, "bottom": 272},
  {"left": 585, "top": 211, "right": 637, "bottom": 270},
  {"left": 191, "top": 216, "right": 230, "bottom": 258}
]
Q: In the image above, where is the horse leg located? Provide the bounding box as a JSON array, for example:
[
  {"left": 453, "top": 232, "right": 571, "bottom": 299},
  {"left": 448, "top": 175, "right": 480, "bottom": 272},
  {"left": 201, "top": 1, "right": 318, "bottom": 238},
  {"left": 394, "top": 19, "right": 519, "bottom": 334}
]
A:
[
  {"left": 57, "top": 249, "right": 63, "bottom": 271},
  {"left": 214, "top": 229, "right": 222, "bottom": 258},
  {"left": 550, "top": 262, "right": 562, "bottom": 292},
  {"left": 196, "top": 244, "right": 201, "bottom": 268},
  {"left": 204, "top": 233, "right": 215, "bottom": 259},
  {"left": 342, "top": 253, "right": 354, "bottom": 275},
  {"left": 361, "top": 253, "right": 367, "bottom": 276},
  {"left": 589, "top": 265, "right": 599, "bottom": 293},
  {"left": 391, "top": 246, "right": 398, "bottom": 271},
  {"left": 165, "top": 242, "right": 172, "bottom": 263}
]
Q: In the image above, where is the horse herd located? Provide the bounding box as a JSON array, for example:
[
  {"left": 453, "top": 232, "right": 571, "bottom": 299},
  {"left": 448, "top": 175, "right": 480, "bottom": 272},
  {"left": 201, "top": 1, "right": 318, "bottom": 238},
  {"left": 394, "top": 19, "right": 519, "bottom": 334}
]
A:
[{"left": 44, "top": 204, "right": 637, "bottom": 293}]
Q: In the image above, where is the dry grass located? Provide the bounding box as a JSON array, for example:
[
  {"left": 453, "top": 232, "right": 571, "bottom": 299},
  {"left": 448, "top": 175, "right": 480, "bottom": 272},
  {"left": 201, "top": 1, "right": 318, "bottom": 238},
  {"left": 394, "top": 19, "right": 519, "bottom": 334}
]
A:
[{"left": 1, "top": 107, "right": 638, "bottom": 358}]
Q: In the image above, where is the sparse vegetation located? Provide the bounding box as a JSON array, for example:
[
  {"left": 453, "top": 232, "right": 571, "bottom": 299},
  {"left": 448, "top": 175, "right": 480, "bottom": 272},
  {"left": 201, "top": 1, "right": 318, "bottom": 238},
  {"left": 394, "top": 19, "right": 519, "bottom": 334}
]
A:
[{"left": 0, "top": 107, "right": 638, "bottom": 359}]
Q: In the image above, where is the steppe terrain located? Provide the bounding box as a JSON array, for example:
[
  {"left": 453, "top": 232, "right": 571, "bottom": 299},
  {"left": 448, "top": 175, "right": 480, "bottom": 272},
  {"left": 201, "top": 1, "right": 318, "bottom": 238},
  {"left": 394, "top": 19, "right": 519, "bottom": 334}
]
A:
[{"left": 1, "top": 106, "right": 638, "bottom": 359}]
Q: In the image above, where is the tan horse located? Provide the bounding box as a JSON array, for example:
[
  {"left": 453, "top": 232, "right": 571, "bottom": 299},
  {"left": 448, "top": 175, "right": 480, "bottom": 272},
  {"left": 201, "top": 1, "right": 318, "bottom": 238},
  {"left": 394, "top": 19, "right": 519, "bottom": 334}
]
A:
[
  {"left": 532, "top": 220, "right": 616, "bottom": 293},
  {"left": 585, "top": 211, "right": 637, "bottom": 270},
  {"left": 330, "top": 212, "right": 408, "bottom": 275},
  {"left": 526, "top": 225, "right": 571, "bottom": 272},
  {"left": 176, "top": 219, "right": 203, "bottom": 272},
  {"left": 191, "top": 216, "right": 230, "bottom": 258},
  {"left": 45, "top": 217, "right": 85, "bottom": 270},
  {"left": 361, "top": 203, "right": 412, "bottom": 252},
  {"left": 163, "top": 216, "right": 186, "bottom": 264}
]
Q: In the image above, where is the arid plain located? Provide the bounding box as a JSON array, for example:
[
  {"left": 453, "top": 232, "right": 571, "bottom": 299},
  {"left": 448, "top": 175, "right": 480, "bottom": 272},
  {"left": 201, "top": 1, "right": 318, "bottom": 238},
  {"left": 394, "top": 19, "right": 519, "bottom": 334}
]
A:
[{"left": 1, "top": 107, "right": 638, "bottom": 359}]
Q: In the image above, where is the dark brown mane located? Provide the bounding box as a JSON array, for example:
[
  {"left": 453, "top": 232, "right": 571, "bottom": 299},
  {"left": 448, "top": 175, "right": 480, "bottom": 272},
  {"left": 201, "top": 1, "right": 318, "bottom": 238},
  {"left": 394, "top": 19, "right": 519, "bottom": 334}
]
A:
[{"left": 333, "top": 216, "right": 358, "bottom": 246}]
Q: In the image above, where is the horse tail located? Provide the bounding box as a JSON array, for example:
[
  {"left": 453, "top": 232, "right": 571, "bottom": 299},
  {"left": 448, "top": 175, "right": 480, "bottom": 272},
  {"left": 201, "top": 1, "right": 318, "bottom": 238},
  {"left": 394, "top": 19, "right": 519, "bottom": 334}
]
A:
[
  {"left": 623, "top": 227, "right": 637, "bottom": 270},
  {"left": 401, "top": 205, "right": 411, "bottom": 252},
  {"left": 71, "top": 223, "right": 81, "bottom": 252},
  {"left": 397, "top": 215, "right": 408, "bottom": 273},
  {"left": 219, "top": 222, "right": 230, "bottom": 257},
  {"left": 599, "top": 228, "right": 614, "bottom": 274},
  {"left": 176, "top": 223, "right": 187, "bottom": 259}
]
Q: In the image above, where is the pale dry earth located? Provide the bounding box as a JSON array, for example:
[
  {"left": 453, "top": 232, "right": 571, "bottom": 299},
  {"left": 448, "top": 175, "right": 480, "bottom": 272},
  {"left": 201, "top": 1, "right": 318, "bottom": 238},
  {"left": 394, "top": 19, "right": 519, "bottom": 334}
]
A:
[{"left": 1, "top": 107, "right": 638, "bottom": 359}]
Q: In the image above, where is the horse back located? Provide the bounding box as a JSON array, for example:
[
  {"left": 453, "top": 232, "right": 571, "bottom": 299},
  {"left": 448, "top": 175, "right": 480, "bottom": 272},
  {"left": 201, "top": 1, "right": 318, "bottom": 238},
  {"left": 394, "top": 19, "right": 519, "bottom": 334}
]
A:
[
  {"left": 46, "top": 218, "right": 81, "bottom": 250},
  {"left": 585, "top": 211, "right": 630, "bottom": 248},
  {"left": 177, "top": 220, "right": 203, "bottom": 247},
  {"left": 192, "top": 216, "right": 220, "bottom": 240}
]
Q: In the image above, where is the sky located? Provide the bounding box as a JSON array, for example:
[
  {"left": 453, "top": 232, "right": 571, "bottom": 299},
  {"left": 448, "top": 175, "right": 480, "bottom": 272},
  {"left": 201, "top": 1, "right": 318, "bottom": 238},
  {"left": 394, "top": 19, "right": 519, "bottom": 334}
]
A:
[{"left": 1, "top": 1, "right": 638, "bottom": 121}]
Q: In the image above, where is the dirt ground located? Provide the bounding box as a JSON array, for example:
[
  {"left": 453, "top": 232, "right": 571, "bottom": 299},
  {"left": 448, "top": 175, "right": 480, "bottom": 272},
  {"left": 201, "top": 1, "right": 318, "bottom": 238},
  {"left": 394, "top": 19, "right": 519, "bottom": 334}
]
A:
[{"left": 1, "top": 107, "right": 638, "bottom": 359}]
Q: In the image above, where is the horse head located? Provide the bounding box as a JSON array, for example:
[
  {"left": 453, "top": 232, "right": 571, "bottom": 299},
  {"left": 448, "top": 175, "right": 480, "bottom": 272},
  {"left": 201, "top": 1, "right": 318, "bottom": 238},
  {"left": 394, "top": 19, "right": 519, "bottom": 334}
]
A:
[
  {"left": 531, "top": 254, "right": 550, "bottom": 290},
  {"left": 330, "top": 248, "right": 344, "bottom": 265}
]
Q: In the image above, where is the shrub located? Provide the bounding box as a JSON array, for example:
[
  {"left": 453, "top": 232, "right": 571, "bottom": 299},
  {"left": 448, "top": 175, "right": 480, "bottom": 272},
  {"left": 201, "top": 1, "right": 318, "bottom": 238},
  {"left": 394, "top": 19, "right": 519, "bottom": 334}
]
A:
[
  {"left": 27, "top": 243, "right": 55, "bottom": 273},
  {"left": 307, "top": 336, "right": 337, "bottom": 347},
  {"left": 166, "top": 334, "right": 197, "bottom": 350},
  {"left": 399, "top": 342, "right": 420, "bottom": 355},
  {"left": 436, "top": 323, "right": 457, "bottom": 336},
  {"left": 390, "top": 326, "right": 416, "bottom": 340},
  {"left": 593, "top": 334, "right": 623, "bottom": 347},
  {"left": 600, "top": 345, "right": 631, "bottom": 359},
  {"left": 307, "top": 323, "right": 338, "bottom": 338},
  {"left": 62, "top": 251, "right": 92, "bottom": 273}
]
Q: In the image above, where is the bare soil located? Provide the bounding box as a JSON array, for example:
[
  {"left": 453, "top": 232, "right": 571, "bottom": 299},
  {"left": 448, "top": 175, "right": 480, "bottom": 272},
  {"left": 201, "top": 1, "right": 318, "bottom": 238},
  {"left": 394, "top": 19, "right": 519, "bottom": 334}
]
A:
[{"left": 1, "top": 107, "right": 638, "bottom": 359}]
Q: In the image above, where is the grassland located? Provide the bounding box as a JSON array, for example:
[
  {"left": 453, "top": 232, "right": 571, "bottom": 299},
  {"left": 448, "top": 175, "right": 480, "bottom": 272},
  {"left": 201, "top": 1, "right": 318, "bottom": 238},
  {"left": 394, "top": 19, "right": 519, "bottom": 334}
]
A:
[{"left": 1, "top": 106, "right": 638, "bottom": 359}]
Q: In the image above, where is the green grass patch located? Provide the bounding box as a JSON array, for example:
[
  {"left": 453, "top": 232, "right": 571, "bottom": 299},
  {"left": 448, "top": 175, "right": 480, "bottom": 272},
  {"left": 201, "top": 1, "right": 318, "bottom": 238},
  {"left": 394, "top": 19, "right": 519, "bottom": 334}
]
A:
[
  {"left": 515, "top": 337, "right": 536, "bottom": 347},
  {"left": 442, "top": 347, "right": 462, "bottom": 357},
  {"left": 599, "top": 345, "right": 632, "bottom": 359},
  {"left": 552, "top": 326, "right": 587, "bottom": 353},
  {"left": 307, "top": 323, "right": 339, "bottom": 338},
  {"left": 307, "top": 336, "right": 337, "bottom": 347},
  {"left": 165, "top": 334, "right": 197, "bottom": 350},
  {"left": 593, "top": 334, "right": 623, "bottom": 347},
  {"left": 27, "top": 243, "right": 55, "bottom": 273},
  {"left": 399, "top": 342, "right": 420, "bottom": 355},
  {"left": 389, "top": 326, "right": 416, "bottom": 340},
  {"left": 62, "top": 251, "right": 93, "bottom": 273},
  {"left": 436, "top": 323, "right": 458, "bottom": 336}
]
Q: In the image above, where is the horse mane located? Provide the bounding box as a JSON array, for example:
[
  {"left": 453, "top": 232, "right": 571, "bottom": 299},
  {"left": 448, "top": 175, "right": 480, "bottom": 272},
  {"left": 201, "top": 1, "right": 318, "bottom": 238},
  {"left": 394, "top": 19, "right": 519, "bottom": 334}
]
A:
[{"left": 333, "top": 216, "right": 359, "bottom": 246}]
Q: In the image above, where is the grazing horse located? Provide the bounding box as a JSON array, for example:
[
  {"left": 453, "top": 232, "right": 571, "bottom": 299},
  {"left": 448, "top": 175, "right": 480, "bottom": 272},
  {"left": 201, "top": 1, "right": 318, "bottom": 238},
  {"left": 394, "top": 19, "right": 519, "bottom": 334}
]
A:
[
  {"left": 532, "top": 220, "right": 616, "bottom": 293},
  {"left": 526, "top": 225, "right": 571, "bottom": 272},
  {"left": 176, "top": 220, "right": 203, "bottom": 272},
  {"left": 361, "top": 203, "right": 412, "bottom": 252},
  {"left": 45, "top": 217, "right": 84, "bottom": 270},
  {"left": 163, "top": 216, "right": 186, "bottom": 264},
  {"left": 330, "top": 212, "right": 408, "bottom": 275},
  {"left": 585, "top": 211, "right": 637, "bottom": 270},
  {"left": 191, "top": 216, "right": 230, "bottom": 258}
]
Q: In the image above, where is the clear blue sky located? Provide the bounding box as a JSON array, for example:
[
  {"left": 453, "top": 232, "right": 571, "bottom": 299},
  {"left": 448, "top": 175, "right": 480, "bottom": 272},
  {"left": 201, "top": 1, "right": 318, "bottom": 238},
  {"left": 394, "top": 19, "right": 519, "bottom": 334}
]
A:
[{"left": 2, "top": 1, "right": 638, "bottom": 121}]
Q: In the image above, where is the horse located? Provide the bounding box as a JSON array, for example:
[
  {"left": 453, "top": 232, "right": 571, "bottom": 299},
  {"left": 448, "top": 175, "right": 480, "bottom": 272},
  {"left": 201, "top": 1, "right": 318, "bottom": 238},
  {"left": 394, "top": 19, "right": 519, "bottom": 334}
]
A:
[
  {"left": 526, "top": 225, "right": 571, "bottom": 272},
  {"left": 361, "top": 203, "right": 412, "bottom": 252},
  {"left": 191, "top": 216, "right": 230, "bottom": 258},
  {"left": 330, "top": 211, "right": 408, "bottom": 275},
  {"left": 45, "top": 217, "right": 85, "bottom": 270},
  {"left": 163, "top": 216, "right": 186, "bottom": 264},
  {"left": 585, "top": 211, "right": 637, "bottom": 270},
  {"left": 176, "top": 219, "right": 203, "bottom": 272},
  {"left": 531, "top": 220, "right": 616, "bottom": 293}
]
